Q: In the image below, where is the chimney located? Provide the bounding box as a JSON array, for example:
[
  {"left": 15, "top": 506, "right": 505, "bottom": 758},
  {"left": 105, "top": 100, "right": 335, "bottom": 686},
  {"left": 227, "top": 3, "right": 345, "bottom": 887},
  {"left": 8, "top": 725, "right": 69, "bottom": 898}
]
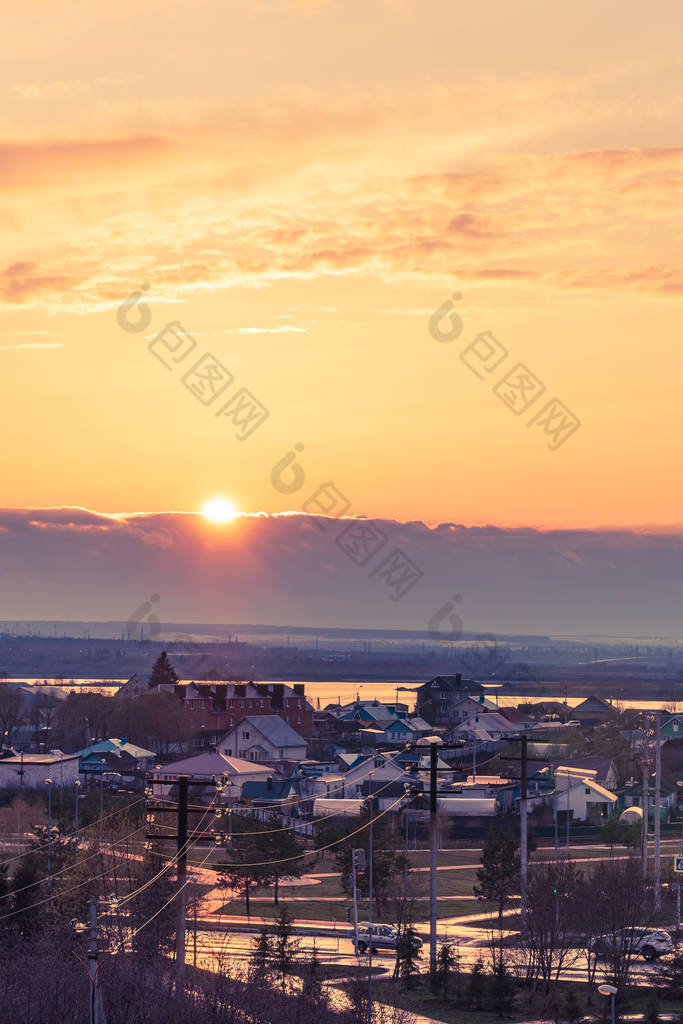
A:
[
  {"left": 293, "top": 684, "right": 305, "bottom": 696},
  {"left": 271, "top": 684, "right": 284, "bottom": 710}
]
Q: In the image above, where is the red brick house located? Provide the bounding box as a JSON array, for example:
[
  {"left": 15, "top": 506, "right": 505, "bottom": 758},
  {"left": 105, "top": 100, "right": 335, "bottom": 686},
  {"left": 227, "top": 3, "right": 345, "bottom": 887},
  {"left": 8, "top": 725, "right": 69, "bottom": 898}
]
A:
[{"left": 176, "top": 681, "right": 314, "bottom": 750}]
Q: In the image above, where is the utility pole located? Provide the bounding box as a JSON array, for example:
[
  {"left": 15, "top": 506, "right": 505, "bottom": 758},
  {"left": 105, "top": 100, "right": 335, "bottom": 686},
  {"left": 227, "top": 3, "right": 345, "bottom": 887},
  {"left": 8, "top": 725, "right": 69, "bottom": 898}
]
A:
[
  {"left": 88, "top": 895, "right": 101, "bottom": 1024},
  {"left": 502, "top": 737, "right": 541, "bottom": 940},
  {"left": 519, "top": 736, "right": 528, "bottom": 938},
  {"left": 144, "top": 770, "right": 226, "bottom": 987},
  {"left": 175, "top": 775, "right": 189, "bottom": 991},
  {"left": 642, "top": 742, "right": 649, "bottom": 880},
  {"left": 429, "top": 741, "right": 438, "bottom": 975},
  {"left": 367, "top": 800, "right": 374, "bottom": 1024},
  {"left": 45, "top": 778, "right": 53, "bottom": 887},
  {"left": 351, "top": 848, "right": 362, "bottom": 954},
  {"left": 654, "top": 712, "right": 662, "bottom": 912}
]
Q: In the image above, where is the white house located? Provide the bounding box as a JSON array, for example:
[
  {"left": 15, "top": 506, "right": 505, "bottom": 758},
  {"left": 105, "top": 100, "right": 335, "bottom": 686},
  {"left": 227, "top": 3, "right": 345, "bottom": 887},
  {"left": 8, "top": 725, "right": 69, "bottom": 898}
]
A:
[
  {"left": 448, "top": 696, "right": 498, "bottom": 724},
  {"left": 553, "top": 769, "right": 618, "bottom": 823},
  {"left": 451, "top": 711, "right": 520, "bottom": 742},
  {"left": 340, "top": 751, "right": 411, "bottom": 798},
  {"left": 152, "top": 750, "right": 271, "bottom": 801},
  {"left": 217, "top": 716, "right": 307, "bottom": 763},
  {"left": 0, "top": 751, "right": 80, "bottom": 790}
]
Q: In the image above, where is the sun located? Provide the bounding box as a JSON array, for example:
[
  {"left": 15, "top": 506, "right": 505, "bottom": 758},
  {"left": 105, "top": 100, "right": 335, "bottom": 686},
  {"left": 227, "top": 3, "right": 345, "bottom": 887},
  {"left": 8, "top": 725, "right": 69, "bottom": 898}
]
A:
[{"left": 201, "top": 496, "right": 239, "bottom": 523}]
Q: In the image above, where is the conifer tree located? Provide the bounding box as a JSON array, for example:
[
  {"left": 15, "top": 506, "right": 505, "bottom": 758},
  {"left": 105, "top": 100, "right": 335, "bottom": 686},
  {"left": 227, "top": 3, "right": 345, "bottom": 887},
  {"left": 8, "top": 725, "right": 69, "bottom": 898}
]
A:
[{"left": 149, "top": 651, "right": 179, "bottom": 689}]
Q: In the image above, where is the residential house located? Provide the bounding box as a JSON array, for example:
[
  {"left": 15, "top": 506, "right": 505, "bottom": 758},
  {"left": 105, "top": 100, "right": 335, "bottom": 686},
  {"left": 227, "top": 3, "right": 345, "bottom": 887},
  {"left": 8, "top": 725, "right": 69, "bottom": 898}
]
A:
[
  {"left": 662, "top": 713, "right": 683, "bottom": 740},
  {"left": 382, "top": 716, "right": 432, "bottom": 744},
  {"left": 217, "top": 716, "right": 308, "bottom": 763},
  {"left": 447, "top": 696, "right": 498, "bottom": 726},
  {"left": 241, "top": 776, "right": 297, "bottom": 806},
  {"left": 573, "top": 696, "right": 614, "bottom": 727},
  {"left": 550, "top": 757, "right": 619, "bottom": 790},
  {"left": 497, "top": 707, "right": 535, "bottom": 729},
  {"left": 153, "top": 750, "right": 271, "bottom": 802},
  {"left": 0, "top": 751, "right": 80, "bottom": 790},
  {"left": 451, "top": 711, "right": 521, "bottom": 743},
  {"left": 178, "top": 681, "right": 314, "bottom": 749},
  {"left": 553, "top": 770, "right": 618, "bottom": 823},
  {"left": 338, "top": 750, "right": 412, "bottom": 798},
  {"left": 74, "top": 737, "right": 156, "bottom": 788},
  {"left": 416, "top": 674, "right": 485, "bottom": 726},
  {"left": 115, "top": 673, "right": 149, "bottom": 699},
  {"left": 620, "top": 776, "right": 680, "bottom": 821}
]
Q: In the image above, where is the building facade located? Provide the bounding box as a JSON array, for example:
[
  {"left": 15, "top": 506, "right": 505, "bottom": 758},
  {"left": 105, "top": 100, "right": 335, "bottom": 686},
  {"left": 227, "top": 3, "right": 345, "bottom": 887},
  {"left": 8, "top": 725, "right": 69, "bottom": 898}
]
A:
[{"left": 176, "top": 681, "right": 314, "bottom": 749}]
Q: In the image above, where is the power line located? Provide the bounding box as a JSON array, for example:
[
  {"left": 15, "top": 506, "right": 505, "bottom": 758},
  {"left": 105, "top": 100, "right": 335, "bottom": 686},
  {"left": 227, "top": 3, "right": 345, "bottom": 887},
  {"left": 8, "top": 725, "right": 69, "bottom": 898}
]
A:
[
  {"left": 0, "top": 825, "right": 147, "bottom": 924},
  {"left": 0, "top": 796, "right": 146, "bottom": 868},
  {"left": 0, "top": 823, "right": 148, "bottom": 903},
  {"left": 146, "top": 746, "right": 417, "bottom": 842},
  {"left": 216, "top": 795, "right": 404, "bottom": 870}
]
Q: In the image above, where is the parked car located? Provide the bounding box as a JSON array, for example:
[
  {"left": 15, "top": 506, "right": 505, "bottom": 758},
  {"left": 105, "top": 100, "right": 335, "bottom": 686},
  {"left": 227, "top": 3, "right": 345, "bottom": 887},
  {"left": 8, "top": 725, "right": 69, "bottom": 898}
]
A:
[
  {"left": 590, "top": 927, "right": 672, "bottom": 961},
  {"left": 354, "top": 923, "right": 422, "bottom": 956}
]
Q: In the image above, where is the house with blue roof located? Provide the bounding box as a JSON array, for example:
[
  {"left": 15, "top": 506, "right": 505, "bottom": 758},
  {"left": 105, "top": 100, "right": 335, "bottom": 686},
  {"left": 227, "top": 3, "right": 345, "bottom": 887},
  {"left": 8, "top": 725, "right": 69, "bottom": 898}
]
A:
[{"left": 241, "top": 776, "right": 297, "bottom": 806}]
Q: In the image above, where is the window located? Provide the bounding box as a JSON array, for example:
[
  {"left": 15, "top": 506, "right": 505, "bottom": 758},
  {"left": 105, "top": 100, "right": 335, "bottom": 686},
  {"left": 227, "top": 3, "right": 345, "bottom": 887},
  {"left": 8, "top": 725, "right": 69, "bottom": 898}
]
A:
[
  {"left": 585, "top": 787, "right": 591, "bottom": 795},
  {"left": 374, "top": 758, "right": 383, "bottom": 768},
  {"left": 242, "top": 731, "right": 250, "bottom": 739},
  {"left": 201, "top": 721, "right": 206, "bottom": 729}
]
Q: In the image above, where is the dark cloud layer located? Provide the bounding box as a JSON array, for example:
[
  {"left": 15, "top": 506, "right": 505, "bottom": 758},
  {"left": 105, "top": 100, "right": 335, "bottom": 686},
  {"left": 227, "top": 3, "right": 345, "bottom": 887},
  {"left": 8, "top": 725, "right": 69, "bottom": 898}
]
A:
[{"left": 1, "top": 507, "right": 683, "bottom": 637}]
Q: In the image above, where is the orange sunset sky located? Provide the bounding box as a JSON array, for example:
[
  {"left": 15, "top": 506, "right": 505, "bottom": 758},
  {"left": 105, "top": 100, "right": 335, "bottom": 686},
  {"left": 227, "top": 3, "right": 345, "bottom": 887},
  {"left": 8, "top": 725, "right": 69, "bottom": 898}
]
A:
[{"left": 3, "top": 0, "right": 683, "bottom": 530}]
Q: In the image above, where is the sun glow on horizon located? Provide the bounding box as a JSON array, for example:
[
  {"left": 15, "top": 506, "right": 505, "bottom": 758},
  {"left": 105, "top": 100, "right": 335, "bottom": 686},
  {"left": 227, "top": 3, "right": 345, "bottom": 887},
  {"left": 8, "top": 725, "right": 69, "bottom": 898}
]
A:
[{"left": 201, "top": 496, "right": 239, "bottom": 523}]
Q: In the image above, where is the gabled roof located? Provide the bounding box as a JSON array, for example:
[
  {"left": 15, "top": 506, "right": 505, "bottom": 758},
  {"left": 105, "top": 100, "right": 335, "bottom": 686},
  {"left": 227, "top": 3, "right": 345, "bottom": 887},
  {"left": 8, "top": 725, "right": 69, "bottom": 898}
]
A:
[
  {"left": 158, "top": 751, "right": 271, "bottom": 777},
  {"left": 74, "top": 737, "right": 156, "bottom": 760},
  {"left": 550, "top": 757, "right": 617, "bottom": 781},
  {"left": 420, "top": 675, "right": 484, "bottom": 694},
  {"left": 497, "top": 707, "right": 534, "bottom": 725},
  {"left": 574, "top": 696, "right": 613, "bottom": 713},
  {"left": 230, "top": 715, "right": 306, "bottom": 747},
  {"left": 565, "top": 777, "right": 617, "bottom": 802},
  {"left": 241, "top": 778, "right": 294, "bottom": 801},
  {"left": 407, "top": 717, "right": 433, "bottom": 731}
]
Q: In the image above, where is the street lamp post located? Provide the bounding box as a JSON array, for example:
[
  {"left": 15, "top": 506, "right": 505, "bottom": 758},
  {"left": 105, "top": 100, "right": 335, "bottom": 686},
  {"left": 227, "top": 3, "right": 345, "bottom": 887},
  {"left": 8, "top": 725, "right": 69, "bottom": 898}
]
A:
[
  {"left": 45, "top": 778, "right": 54, "bottom": 886},
  {"left": 598, "top": 983, "right": 617, "bottom": 1024}
]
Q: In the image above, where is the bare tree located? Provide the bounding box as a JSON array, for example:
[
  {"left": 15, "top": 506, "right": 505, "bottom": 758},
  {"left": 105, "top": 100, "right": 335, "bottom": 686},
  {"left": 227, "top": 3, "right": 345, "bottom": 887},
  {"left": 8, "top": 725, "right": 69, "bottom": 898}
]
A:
[
  {"left": 579, "top": 857, "right": 651, "bottom": 996},
  {"left": 524, "top": 858, "right": 584, "bottom": 1001}
]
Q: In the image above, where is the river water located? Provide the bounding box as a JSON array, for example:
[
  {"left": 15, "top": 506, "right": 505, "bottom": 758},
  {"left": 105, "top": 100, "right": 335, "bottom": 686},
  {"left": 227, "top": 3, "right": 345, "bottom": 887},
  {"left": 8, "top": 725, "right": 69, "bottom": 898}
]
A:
[{"left": 3, "top": 678, "right": 677, "bottom": 712}]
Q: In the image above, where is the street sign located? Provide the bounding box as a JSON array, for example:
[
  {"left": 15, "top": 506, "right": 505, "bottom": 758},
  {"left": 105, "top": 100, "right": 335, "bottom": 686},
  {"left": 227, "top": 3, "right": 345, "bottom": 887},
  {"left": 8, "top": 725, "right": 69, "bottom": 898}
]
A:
[{"left": 675, "top": 856, "right": 683, "bottom": 874}]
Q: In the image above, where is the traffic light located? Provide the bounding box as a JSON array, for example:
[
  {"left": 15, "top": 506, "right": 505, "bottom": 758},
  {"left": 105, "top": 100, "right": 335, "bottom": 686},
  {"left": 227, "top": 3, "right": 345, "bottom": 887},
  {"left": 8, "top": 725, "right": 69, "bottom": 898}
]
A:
[
  {"left": 346, "top": 907, "right": 352, "bottom": 923},
  {"left": 352, "top": 848, "right": 366, "bottom": 873}
]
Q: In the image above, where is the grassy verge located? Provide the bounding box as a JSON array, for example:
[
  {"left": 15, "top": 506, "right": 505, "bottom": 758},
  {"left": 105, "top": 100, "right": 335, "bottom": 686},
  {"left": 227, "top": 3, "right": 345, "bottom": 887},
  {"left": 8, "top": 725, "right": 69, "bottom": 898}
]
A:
[
  {"left": 362, "top": 975, "right": 683, "bottom": 1024},
  {"left": 214, "top": 897, "right": 496, "bottom": 923}
]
